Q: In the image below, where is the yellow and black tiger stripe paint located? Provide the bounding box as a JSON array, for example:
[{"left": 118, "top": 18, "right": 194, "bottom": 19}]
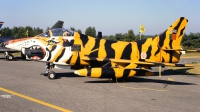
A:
[{"left": 72, "top": 17, "right": 188, "bottom": 78}]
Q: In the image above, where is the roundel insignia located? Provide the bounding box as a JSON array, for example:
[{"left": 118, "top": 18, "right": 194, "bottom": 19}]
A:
[{"left": 141, "top": 52, "right": 147, "bottom": 59}]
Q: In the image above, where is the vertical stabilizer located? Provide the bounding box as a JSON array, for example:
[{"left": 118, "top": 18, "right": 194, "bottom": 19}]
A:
[{"left": 157, "top": 17, "right": 188, "bottom": 50}]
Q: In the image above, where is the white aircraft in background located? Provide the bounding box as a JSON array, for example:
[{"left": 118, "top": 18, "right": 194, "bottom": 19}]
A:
[{"left": 1, "top": 20, "right": 64, "bottom": 60}]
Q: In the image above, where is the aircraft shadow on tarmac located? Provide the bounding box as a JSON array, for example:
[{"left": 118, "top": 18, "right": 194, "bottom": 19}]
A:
[
  {"left": 40, "top": 71, "right": 197, "bottom": 85},
  {"left": 84, "top": 77, "right": 196, "bottom": 85},
  {"left": 84, "top": 68, "right": 198, "bottom": 85},
  {"left": 39, "top": 70, "right": 197, "bottom": 85}
]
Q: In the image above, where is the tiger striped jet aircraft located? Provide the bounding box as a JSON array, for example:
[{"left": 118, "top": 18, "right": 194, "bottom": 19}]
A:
[{"left": 8, "top": 17, "right": 194, "bottom": 80}]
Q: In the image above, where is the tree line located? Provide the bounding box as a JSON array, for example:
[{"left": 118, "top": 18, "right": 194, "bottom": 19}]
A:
[
  {"left": 0, "top": 26, "right": 199, "bottom": 49},
  {"left": 0, "top": 26, "right": 43, "bottom": 38}
]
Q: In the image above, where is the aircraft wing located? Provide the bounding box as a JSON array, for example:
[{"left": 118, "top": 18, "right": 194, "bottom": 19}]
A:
[{"left": 81, "top": 56, "right": 193, "bottom": 69}]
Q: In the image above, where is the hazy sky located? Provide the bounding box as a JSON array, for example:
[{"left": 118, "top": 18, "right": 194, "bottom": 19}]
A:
[{"left": 1, "top": 0, "right": 199, "bottom": 35}]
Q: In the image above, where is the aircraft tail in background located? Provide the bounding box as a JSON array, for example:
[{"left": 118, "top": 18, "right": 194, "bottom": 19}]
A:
[{"left": 0, "top": 22, "right": 4, "bottom": 29}]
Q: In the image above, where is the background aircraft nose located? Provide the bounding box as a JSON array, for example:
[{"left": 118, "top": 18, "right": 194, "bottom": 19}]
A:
[
  {"left": 3, "top": 40, "right": 9, "bottom": 45},
  {"left": 3, "top": 40, "right": 11, "bottom": 47},
  {"left": 0, "top": 37, "right": 14, "bottom": 47}
]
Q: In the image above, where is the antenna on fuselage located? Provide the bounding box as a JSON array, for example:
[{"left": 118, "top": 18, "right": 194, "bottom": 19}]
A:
[{"left": 97, "top": 31, "right": 102, "bottom": 39}]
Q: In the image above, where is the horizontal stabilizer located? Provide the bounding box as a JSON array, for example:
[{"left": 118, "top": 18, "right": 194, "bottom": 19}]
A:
[
  {"left": 163, "top": 49, "right": 200, "bottom": 52},
  {"left": 185, "top": 50, "right": 200, "bottom": 52},
  {"left": 164, "top": 63, "right": 193, "bottom": 67},
  {"left": 162, "top": 49, "right": 183, "bottom": 51}
]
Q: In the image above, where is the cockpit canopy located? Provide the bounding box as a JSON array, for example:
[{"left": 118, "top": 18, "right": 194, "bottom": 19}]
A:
[{"left": 37, "top": 28, "right": 74, "bottom": 37}]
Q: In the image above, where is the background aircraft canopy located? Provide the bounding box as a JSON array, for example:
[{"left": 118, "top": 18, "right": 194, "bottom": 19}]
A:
[
  {"left": 38, "top": 28, "right": 74, "bottom": 37},
  {"left": 51, "top": 28, "right": 74, "bottom": 37}
]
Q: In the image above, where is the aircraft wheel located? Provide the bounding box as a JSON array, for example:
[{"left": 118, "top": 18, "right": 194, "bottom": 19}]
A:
[
  {"left": 48, "top": 71, "right": 56, "bottom": 79},
  {"left": 7, "top": 54, "right": 14, "bottom": 60}
]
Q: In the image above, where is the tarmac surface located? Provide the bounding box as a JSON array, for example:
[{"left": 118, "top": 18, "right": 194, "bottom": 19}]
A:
[{"left": 0, "top": 56, "right": 200, "bottom": 112}]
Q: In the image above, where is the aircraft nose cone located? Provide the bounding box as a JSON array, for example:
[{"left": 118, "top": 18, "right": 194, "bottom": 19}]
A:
[
  {"left": 4, "top": 42, "right": 13, "bottom": 49},
  {"left": 3, "top": 40, "right": 10, "bottom": 48}
]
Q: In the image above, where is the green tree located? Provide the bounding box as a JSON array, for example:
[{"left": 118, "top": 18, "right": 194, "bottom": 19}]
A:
[
  {"left": 77, "top": 29, "right": 82, "bottom": 34},
  {"left": 70, "top": 27, "right": 82, "bottom": 34},
  {"left": 12, "top": 26, "right": 18, "bottom": 38},
  {"left": 182, "top": 32, "right": 200, "bottom": 49},
  {"left": 123, "top": 29, "right": 135, "bottom": 42},
  {"left": 0, "top": 26, "right": 43, "bottom": 38},
  {"left": 70, "top": 27, "right": 76, "bottom": 31},
  {"left": 85, "top": 26, "right": 96, "bottom": 37},
  {"left": 115, "top": 33, "right": 123, "bottom": 41},
  {"left": 0, "top": 27, "right": 12, "bottom": 37},
  {"left": 19, "top": 27, "right": 26, "bottom": 37},
  {"left": 33, "top": 27, "right": 43, "bottom": 36},
  {"left": 25, "top": 26, "right": 34, "bottom": 37},
  {"left": 103, "top": 35, "right": 116, "bottom": 40},
  {"left": 134, "top": 34, "right": 141, "bottom": 41},
  {"left": 46, "top": 27, "right": 50, "bottom": 30}
]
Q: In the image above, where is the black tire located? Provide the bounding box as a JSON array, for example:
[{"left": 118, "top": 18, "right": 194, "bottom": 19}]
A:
[
  {"left": 7, "top": 54, "right": 14, "bottom": 60},
  {"left": 48, "top": 71, "right": 56, "bottom": 79}
]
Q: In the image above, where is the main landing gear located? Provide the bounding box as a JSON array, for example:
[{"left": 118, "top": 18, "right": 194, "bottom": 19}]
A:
[
  {"left": 107, "top": 77, "right": 126, "bottom": 82},
  {"left": 45, "top": 62, "right": 56, "bottom": 79},
  {"left": 4, "top": 52, "right": 14, "bottom": 60}
]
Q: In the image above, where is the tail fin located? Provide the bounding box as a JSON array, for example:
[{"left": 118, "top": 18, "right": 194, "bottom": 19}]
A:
[
  {"left": 157, "top": 17, "right": 188, "bottom": 50},
  {"left": 50, "top": 20, "right": 64, "bottom": 29},
  {"left": 0, "top": 22, "right": 4, "bottom": 29}
]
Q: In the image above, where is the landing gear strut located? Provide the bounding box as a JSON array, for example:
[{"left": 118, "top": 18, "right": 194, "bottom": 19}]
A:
[{"left": 45, "top": 62, "right": 56, "bottom": 79}]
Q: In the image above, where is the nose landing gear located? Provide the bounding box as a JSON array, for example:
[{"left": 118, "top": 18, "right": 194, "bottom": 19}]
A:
[{"left": 45, "top": 62, "right": 56, "bottom": 79}]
